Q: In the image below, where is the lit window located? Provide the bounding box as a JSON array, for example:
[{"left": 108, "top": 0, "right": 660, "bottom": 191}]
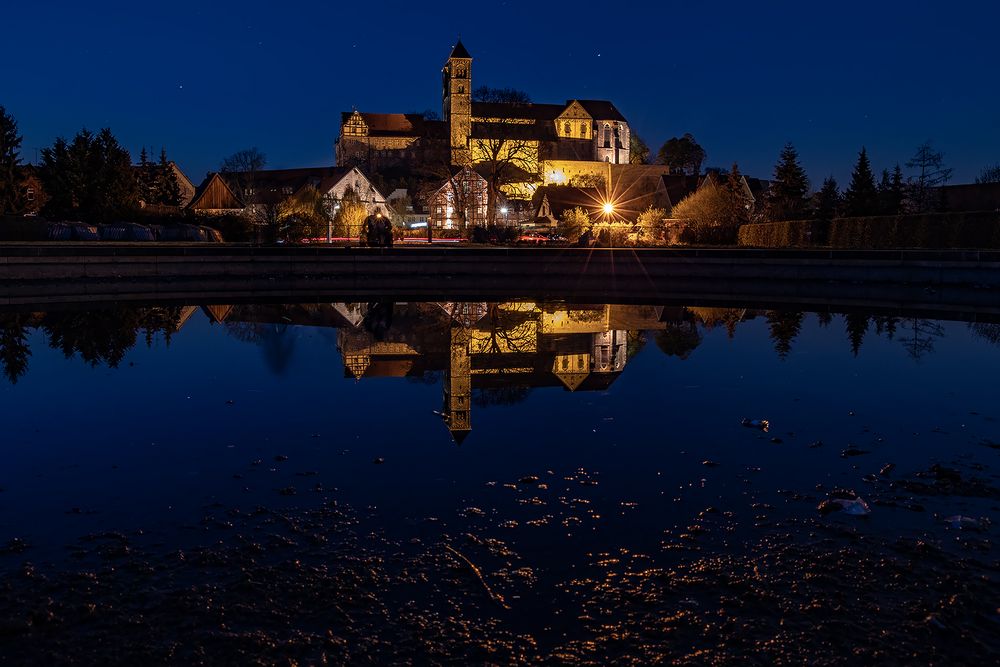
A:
[{"left": 564, "top": 121, "right": 571, "bottom": 136}]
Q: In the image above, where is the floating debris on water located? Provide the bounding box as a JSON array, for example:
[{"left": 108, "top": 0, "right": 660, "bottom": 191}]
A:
[{"left": 741, "top": 418, "right": 770, "bottom": 432}]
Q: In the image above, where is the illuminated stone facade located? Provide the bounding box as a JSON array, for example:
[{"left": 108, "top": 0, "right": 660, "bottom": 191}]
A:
[{"left": 336, "top": 40, "right": 632, "bottom": 176}]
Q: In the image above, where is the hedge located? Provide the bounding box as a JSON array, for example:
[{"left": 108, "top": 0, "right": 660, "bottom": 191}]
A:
[{"left": 739, "top": 211, "right": 1000, "bottom": 249}]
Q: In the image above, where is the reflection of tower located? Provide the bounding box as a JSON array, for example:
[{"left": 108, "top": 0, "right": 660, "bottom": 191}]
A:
[
  {"left": 552, "top": 350, "right": 591, "bottom": 391},
  {"left": 592, "top": 330, "right": 627, "bottom": 373},
  {"left": 443, "top": 326, "right": 472, "bottom": 444}
]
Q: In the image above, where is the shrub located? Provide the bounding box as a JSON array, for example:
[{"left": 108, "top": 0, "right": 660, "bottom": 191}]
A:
[{"left": 738, "top": 212, "right": 1000, "bottom": 249}]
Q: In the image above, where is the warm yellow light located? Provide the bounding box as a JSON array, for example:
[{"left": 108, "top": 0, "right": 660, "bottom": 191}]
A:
[{"left": 602, "top": 202, "right": 614, "bottom": 215}]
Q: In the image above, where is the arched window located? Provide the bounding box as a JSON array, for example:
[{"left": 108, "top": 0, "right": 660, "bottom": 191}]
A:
[
  {"left": 458, "top": 85, "right": 464, "bottom": 94},
  {"left": 603, "top": 124, "right": 611, "bottom": 148},
  {"left": 580, "top": 123, "right": 587, "bottom": 138},
  {"left": 564, "top": 121, "right": 571, "bottom": 136}
]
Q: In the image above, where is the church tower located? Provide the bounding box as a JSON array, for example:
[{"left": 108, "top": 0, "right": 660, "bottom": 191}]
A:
[{"left": 442, "top": 39, "right": 472, "bottom": 166}]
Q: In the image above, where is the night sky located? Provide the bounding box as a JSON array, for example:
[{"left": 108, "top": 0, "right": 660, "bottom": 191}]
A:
[{"left": 4, "top": 1, "right": 997, "bottom": 188}]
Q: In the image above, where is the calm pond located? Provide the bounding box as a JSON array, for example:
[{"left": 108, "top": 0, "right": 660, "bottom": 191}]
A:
[{"left": 1, "top": 300, "right": 998, "bottom": 664}]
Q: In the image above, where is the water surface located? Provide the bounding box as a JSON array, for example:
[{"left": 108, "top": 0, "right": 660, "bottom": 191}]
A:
[{"left": 1, "top": 301, "right": 998, "bottom": 663}]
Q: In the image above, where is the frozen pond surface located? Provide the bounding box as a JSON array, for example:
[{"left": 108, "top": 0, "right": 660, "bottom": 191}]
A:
[{"left": 1, "top": 301, "right": 998, "bottom": 663}]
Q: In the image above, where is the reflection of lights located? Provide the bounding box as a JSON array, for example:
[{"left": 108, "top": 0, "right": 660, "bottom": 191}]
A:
[
  {"left": 500, "top": 207, "right": 508, "bottom": 215},
  {"left": 602, "top": 202, "right": 614, "bottom": 215}
]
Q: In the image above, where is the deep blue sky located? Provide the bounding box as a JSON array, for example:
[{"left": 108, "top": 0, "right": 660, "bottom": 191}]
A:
[{"left": 4, "top": 1, "right": 997, "bottom": 188}]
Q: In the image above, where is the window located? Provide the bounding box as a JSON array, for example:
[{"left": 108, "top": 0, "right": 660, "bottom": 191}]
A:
[
  {"left": 26, "top": 188, "right": 35, "bottom": 202},
  {"left": 603, "top": 124, "right": 611, "bottom": 148},
  {"left": 580, "top": 123, "right": 587, "bottom": 138},
  {"left": 564, "top": 121, "right": 571, "bottom": 136},
  {"left": 282, "top": 187, "right": 292, "bottom": 195},
  {"left": 458, "top": 85, "right": 464, "bottom": 94}
]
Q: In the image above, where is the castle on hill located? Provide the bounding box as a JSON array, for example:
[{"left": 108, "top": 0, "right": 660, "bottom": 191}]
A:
[{"left": 335, "top": 40, "right": 633, "bottom": 174}]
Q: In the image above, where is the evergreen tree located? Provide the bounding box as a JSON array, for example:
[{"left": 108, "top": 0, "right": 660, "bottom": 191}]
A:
[
  {"left": 154, "top": 148, "right": 182, "bottom": 206},
  {"left": 40, "top": 127, "right": 139, "bottom": 223},
  {"left": 0, "top": 315, "right": 31, "bottom": 384},
  {"left": 137, "top": 146, "right": 155, "bottom": 205},
  {"left": 844, "top": 313, "right": 869, "bottom": 357},
  {"left": 764, "top": 143, "right": 810, "bottom": 221},
  {"left": 842, "top": 147, "right": 879, "bottom": 217},
  {"left": 766, "top": 311, "right": 804, "bottom": 360},
  {"left": 0, "top": 106, "right": 23, "bottom": 215},
  {"left": 811, "top": 176, "right": 841, "bottom": 220}
]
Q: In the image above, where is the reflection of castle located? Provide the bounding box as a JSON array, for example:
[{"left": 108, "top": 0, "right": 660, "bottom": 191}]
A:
[{"left": 333, "top": 302, "right": 669, "bottom": 443}]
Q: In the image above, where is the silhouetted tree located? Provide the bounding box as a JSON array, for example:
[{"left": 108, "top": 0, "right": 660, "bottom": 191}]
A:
[
  {"left": 0, "top": 314, "right": 31, "bottom": 384},
  {"left": 897, "top": 318, "right": 944, "bottom": 360},
  {"left": 154, "top": 148, "right": 182, "bottom": 206},
  {"left": 842, "top": 147, "right": 879, "bottom": 217},
  {"left": 975, "top": 164, "right": 1000, "bottom": 184},
  {"left": 655, "top": 322, "right": 702, "bottom": 359},
  {"left": 136, "top": 146, "right": 155, "bottom": 204},
  {"left": 472, "top": 86, "right": 531, "bottom": 104},
  {"left": 811, "top": 177, "right": 841, "bottom": 221},
  {"left": 969, "top": 322, "right": 1000, "bottom": 346},
  {"left": 0, "top": 105, "right": 23, "bottom": 214},
  {"left": 468, "top": 87, "right": 536, "bottom": 225},
  {"left": 764, "top": 143, "right": 810, "bottom": 221},
  {"left": 40, "top": 128, "right": 138, "bottom": 223},
  {"left": 872, "top": 316, "right": 899, "bottom": 340},
  {"left": 816, "top": 311, "right": 834, "bottom": 327},
  {"left": 877, "top": 164, "right": 905, "bottom": 215},
  {"left": 844, "top": 313, "right": 869, "bottom": 357},
  {"left": 629, "top": 133, "right": 650, "bottom": 164},
  {"left": 220, "top": 147, "right": 266, "bottom": 216},
  {"left": 906, "top": 142, "right": 952, "bottom": 213},
  {"left": 767, "top": 311, "right": 804, "bottom": 359},
  {"left": 473, "top": 386, "right": 532, "bottom": 407},
  {"left": 657, "top": 133, "right": 706, "bottom": 175}
]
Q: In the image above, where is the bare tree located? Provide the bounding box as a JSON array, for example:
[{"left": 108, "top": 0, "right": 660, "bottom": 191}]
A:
[
  {"left": 220, "top": 147, "right": 266, "bottom": 204},
  {"left": 906, "top": 142, "right": 952, "bottom": 213},
  {"left": 469, "top": 87, "right": 538, "bottom": 226}
]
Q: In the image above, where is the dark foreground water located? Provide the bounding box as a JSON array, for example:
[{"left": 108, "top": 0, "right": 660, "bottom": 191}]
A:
[{"left": 1, "top": 301, "right": 998, "bottom": 665}]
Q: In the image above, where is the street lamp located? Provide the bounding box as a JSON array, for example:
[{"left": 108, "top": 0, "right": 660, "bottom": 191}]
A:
[{"left": 328, "top": 203, "right": 341, "bottom": 244}]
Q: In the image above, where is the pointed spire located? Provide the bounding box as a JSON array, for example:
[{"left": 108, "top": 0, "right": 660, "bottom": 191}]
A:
[{"left": 449, "top": 38, "right": 471, "bottom": 59}]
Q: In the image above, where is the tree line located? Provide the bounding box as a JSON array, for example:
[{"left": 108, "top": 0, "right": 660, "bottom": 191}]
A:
[{"left": 0, "top": 105, "right": 181, "bottom": 223}]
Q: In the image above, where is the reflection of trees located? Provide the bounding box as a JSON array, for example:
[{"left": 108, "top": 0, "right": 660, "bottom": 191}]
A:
[
  {"left": 872, "top": 316, "right": 899, "bottom": 340},
  {"left": 473, "top": 385, "right": 532, "bottom": 407},
  {"left": 0, "top": 314, "right": 31, "bottom": 384},
  {"left": 897, "top": 318, "right": 944, "bottom": 361},
  {"left": 687, "top": 307, "right": 745, "bottom": 339},
  {"left": 969, "top": 323, "right": 1000, "bottom": 346},
  {"left": 655, "top": 323, "right": 701, "bottom": 359},
  {"left": 474, "top": 303, "right": 537, "bottom": 355},
  {"left": 626, "top": 331, "right": 646, "bottom": 359},
  {"left": 844, "top": 313, "right": 870, "bottom": 357},
  {"left": 816, "top": 311, "right": 833, "bottom": 327},
  {"left": 225, "top": 313, "right": 297, "bottom": 376},
  {"left": 43, "top": 307, "right": 182, "bottom": 368},
  {"left": 766, "top": 311, "right": 804, "bottom": 360}
]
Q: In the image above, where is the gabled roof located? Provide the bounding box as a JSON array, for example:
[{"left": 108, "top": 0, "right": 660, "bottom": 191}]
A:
[
  {"left": 339, "top": 112, "right": 444, "bottom": 138},
  {"left": 533, "top": 186, "right": 606, "bottom": 219},
  {"left": 189, "top": 172, "right": 244, "bottom": 210},
  {"left": 576, "top": 100, "right": 627, "bottom": 123},
  {"left": 449, "top": 39, "right": 471, "bottom": 59},
  {"left": 657, "top": 174, "right": 700, "bottom": 209}
]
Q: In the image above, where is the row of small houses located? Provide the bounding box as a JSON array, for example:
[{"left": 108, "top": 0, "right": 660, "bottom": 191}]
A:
[{"left": 182, "top": 163, "right": 770, "bottom": 232}]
